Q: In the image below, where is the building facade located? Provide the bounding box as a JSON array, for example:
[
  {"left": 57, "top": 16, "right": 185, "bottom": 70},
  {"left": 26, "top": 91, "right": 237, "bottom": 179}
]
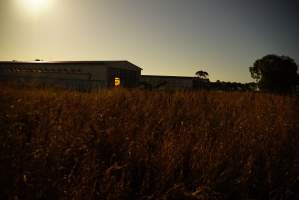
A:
[{"left": 0, "top": 61, "right": 142, "bottom": 90}]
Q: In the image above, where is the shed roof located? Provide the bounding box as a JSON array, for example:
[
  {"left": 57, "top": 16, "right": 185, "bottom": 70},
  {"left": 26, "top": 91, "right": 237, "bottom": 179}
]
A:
[
  {"left": 141, "top": 75, "right": 194, "bottom": 80},
  {"left": 0, "top": 60, "right": 142, "bottom": 71}
]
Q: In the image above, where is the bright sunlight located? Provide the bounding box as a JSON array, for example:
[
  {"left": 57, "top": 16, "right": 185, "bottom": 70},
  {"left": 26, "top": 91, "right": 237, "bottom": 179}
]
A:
[{"left": 17, "top": 0, "right": 51, "bottom": 15}]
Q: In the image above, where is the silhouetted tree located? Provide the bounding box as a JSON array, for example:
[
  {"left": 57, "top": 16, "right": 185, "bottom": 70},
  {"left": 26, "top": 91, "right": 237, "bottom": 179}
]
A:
[
  {"left": 193, "top": 70, "right": 210, "bottom": 89},
  {"left": 195, "top": 70, "right": 209, "bottom": 79},
  {"left": 249, "top": 55, "right": 298, "bottom": 92}
]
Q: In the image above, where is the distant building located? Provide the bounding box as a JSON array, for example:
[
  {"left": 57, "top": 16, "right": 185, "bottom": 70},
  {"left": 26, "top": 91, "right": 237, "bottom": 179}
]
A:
[
  {"left": 0, "top": 60, "right": 142, "bottom": 89},
  {"left": 140, "top": 75, "right": 194, "bottom": 89}
]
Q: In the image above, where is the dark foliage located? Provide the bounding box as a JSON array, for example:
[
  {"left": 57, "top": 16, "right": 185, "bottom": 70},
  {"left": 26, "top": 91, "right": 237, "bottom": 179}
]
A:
[
  {"left": 195, "top": 70, "right": 209, "bottom": 79},
  {"left": 249, "top": 55, "right": 298, "bottom": 93},
  {"left": 192, "top": 79, "right": 257, "bottom": 91}
]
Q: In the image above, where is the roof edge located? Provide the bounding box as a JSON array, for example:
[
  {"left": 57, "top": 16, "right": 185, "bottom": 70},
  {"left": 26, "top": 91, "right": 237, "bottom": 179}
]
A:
[
  {"left": 0, "top": 60, "right": 142, "bottom": 70},
  {"left": 142, "top": 75, "right": 195, "bottom": 79}
]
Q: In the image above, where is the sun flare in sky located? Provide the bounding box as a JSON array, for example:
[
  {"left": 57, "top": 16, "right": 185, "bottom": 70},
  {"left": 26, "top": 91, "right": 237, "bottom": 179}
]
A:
[{"left": 18, "top": 0, "right": 50, "bottom": 15}]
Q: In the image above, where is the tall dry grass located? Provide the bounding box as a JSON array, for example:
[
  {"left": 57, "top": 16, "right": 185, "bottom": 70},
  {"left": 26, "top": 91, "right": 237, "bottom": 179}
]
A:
[{"left": 0, "top": 84, "right": 298, "bottom": 200}]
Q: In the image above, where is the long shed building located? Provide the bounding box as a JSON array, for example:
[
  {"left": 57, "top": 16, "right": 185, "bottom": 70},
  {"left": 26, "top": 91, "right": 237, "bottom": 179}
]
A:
[
  {"left": 0, "top": 60, "right": 142, "bottom": 89},
  {"left": 140, "top": 75, "right": 194, "bottom": 89}
]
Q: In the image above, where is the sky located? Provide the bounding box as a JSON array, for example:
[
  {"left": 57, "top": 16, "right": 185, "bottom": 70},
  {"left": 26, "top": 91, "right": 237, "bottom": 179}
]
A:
[{"left": 0, "top": 0, "right": 298, "bottom": 82}]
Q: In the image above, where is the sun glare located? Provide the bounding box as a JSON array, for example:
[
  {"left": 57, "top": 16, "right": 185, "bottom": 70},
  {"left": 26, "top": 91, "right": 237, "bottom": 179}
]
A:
[
  {"left": 27, "top": 0, "right": 48, "bottom": 11},
  {"left": 18, "top": 0, "right": 50, "bottom": 15}
]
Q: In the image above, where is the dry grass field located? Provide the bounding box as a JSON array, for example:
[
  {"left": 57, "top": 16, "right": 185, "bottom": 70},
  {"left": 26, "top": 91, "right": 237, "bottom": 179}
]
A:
[{"left": 0, "top": 84, "right": 298, "bottom": 200}]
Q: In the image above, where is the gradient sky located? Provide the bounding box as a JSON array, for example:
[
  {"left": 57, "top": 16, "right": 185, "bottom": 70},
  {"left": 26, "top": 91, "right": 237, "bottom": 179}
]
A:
[{"left": 0, "top": 0, "right": 298, "bottom": 82}]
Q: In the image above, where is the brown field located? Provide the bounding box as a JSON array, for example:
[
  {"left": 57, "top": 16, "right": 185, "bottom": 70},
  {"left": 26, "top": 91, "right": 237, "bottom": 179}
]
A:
[{"left": 0, "top": 84, "right": 298, "bottom": 200}]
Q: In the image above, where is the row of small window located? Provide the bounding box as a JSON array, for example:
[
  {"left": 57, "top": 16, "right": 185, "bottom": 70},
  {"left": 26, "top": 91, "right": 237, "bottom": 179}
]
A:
[{"left": 0, "top": 67, "right": 82, "bottom": 73}]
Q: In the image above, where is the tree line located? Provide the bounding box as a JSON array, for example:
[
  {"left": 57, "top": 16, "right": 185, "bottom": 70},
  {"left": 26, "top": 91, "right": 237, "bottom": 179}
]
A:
[{"left": 195, "top": 54, "right": 299, "bottom": 92}]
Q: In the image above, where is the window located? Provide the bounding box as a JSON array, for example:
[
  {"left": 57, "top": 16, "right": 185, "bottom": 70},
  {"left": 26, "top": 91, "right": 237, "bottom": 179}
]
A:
[{"left": 114, "top": 77, "right": 121, "bottom": 87}]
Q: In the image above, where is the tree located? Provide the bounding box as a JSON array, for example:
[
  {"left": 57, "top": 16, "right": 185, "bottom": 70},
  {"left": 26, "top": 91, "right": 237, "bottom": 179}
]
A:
[
  {"left": 249, "top": 55, "right": 298, "bottom": 92},
  {"left": 195, "top": 70, "right": 209, "bottom": 79},
  {"left": 194, "top": 70, "right": 210, "bottom": 89}
]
